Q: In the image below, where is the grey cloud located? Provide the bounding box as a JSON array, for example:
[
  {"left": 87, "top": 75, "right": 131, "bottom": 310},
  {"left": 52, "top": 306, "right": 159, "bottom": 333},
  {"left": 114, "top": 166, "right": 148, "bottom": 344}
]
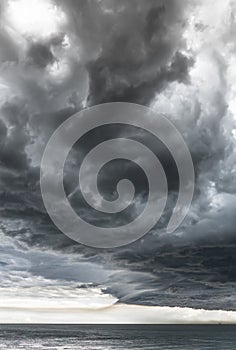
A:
[
  {"left": 0, "top": 0, "right": 236, "bottom": 311},
  {"left": 27, "top": 42, "right": 55, "bottom": 68}
]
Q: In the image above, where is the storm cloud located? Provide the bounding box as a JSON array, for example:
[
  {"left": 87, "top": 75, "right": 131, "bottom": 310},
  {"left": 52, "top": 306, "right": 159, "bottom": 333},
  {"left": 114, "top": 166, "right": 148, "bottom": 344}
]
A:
[{"left": 0, "top": 0, "right": 236, "bottom": 313}]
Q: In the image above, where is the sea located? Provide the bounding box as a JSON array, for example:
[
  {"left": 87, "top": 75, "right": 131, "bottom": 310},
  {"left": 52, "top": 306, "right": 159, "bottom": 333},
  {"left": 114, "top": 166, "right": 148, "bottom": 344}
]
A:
[{"left": 0, "top": 324, "right": 235, "bottom": 349}]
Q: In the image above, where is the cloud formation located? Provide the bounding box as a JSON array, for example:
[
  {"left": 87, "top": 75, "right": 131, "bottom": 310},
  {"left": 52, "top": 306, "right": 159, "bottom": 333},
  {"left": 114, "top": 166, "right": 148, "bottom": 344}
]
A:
[{"left": 0, "top": 0, "right": 236, "bottom": 315}]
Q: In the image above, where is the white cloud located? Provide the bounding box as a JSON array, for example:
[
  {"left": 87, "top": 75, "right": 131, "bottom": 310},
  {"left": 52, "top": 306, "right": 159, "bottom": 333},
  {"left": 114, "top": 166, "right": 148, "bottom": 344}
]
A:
[
  {"left": 5, "top": 0, "right": 67, "bottom": 39},
  {"left": 1, "top": 302, "right": 236, "bottom": 324},
  {"left": 0, "top": 285, "right": 117, "bottom": 310}
]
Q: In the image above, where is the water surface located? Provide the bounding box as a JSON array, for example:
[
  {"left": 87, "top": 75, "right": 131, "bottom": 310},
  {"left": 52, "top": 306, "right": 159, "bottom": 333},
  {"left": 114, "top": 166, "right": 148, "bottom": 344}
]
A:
[{"left": 0, "top": 324, "right": 235, "bottom": 349}]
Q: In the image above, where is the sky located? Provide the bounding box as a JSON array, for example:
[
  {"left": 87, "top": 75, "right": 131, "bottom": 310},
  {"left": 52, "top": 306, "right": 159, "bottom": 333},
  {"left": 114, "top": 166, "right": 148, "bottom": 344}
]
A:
[{"left": 0, "top": 0, "right": 236, "bottom": 323}]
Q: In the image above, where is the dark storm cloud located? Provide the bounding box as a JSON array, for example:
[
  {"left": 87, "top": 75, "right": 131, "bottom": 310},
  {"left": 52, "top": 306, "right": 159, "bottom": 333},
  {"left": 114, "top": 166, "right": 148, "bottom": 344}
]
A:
[
  {"left": 86, "top": 51, "right": 193, "bottom": 106},
  {"left": 0, "top": 0, "right": 236, "bottom": 311},
  {"left": 0, "top": 100, "right": 30, "bottom": 170},
  {"left": 0, "top": 0, "right": 189, "bottom": 240},
  {"left": 75, "top": 0, "right": 192, "bottom": 105},
  {"left": 27, "top": 42, "right": 55, "bottom": 68},
  {"left": 106, "top": 231, "right": 236, "bottom": 310}
]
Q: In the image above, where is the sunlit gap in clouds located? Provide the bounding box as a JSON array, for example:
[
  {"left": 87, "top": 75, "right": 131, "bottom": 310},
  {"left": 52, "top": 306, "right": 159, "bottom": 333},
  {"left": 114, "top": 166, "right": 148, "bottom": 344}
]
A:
[
  {"left": 3, "top": 0, "right": 73, "bottom": 83},
  {"left": 5, "top": 0, "right": 67, "bottom": 39}
]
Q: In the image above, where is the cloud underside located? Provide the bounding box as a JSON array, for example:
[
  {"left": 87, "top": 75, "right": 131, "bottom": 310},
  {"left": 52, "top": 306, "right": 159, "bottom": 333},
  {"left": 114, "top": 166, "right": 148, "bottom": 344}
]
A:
[{"left": 0, "top": 0, "right": 236, "bottom": 315}]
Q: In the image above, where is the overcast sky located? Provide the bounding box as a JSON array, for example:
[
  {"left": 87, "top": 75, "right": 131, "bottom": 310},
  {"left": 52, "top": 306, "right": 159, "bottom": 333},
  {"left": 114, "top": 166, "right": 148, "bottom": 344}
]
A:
[{"left": 1, "top": 0, "right": 236, "bottom": 323}]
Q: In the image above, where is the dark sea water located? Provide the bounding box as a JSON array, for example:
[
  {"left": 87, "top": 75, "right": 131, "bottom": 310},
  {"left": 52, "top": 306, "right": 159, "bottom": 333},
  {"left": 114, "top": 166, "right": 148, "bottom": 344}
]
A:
[{"left": 0, "top": 324, "right": 236, "bottom": 349}]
